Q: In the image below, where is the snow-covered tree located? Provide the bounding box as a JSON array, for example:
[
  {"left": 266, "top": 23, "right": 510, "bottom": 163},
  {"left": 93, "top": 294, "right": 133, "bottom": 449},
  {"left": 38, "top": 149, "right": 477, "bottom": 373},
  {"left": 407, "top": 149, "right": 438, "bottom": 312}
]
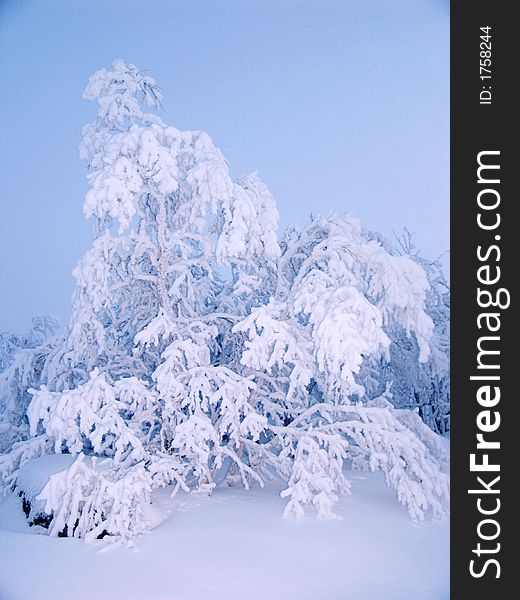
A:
[
  {"left": 230, "top": 215, "right": 448, "bottom": 520},
  {"left": 359, "top": 229, "right": 450, "bottom": 435},
  {"left": 0, "top": 61, "right": 449, "bottom": 542},
  {"left": 0, "top": 316, "right": 60, "bottom": 452},
  {"left": 0, "top": 316, "right": 60, "bottom": 373}
]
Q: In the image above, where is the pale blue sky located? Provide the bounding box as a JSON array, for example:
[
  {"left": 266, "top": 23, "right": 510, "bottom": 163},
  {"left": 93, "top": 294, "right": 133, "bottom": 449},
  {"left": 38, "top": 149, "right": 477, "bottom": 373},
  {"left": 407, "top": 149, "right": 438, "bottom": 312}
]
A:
[{"left": 0, "top": 0, "right": 449, "bottom": 332}]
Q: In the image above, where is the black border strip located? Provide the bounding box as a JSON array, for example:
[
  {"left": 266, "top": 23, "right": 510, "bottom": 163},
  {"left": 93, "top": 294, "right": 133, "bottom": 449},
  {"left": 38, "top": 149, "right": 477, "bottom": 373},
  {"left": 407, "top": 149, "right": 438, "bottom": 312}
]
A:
[{"left": 451, "top": 2, "right": 514, "bottom": 595}]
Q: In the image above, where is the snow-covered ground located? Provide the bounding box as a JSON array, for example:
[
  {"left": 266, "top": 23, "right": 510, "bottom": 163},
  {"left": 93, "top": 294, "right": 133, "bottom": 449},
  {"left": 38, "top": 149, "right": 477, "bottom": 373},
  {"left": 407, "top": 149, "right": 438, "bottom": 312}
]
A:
[{"left": 0, "top": 469, "right": 448, "bottom": 600}]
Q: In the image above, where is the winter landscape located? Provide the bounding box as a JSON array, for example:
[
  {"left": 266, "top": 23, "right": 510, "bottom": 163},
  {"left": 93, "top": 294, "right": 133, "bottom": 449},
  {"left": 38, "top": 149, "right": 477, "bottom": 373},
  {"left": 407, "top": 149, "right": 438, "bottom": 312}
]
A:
[{"left": 0, "top": 3, "right": 449, "bottom": 599}]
